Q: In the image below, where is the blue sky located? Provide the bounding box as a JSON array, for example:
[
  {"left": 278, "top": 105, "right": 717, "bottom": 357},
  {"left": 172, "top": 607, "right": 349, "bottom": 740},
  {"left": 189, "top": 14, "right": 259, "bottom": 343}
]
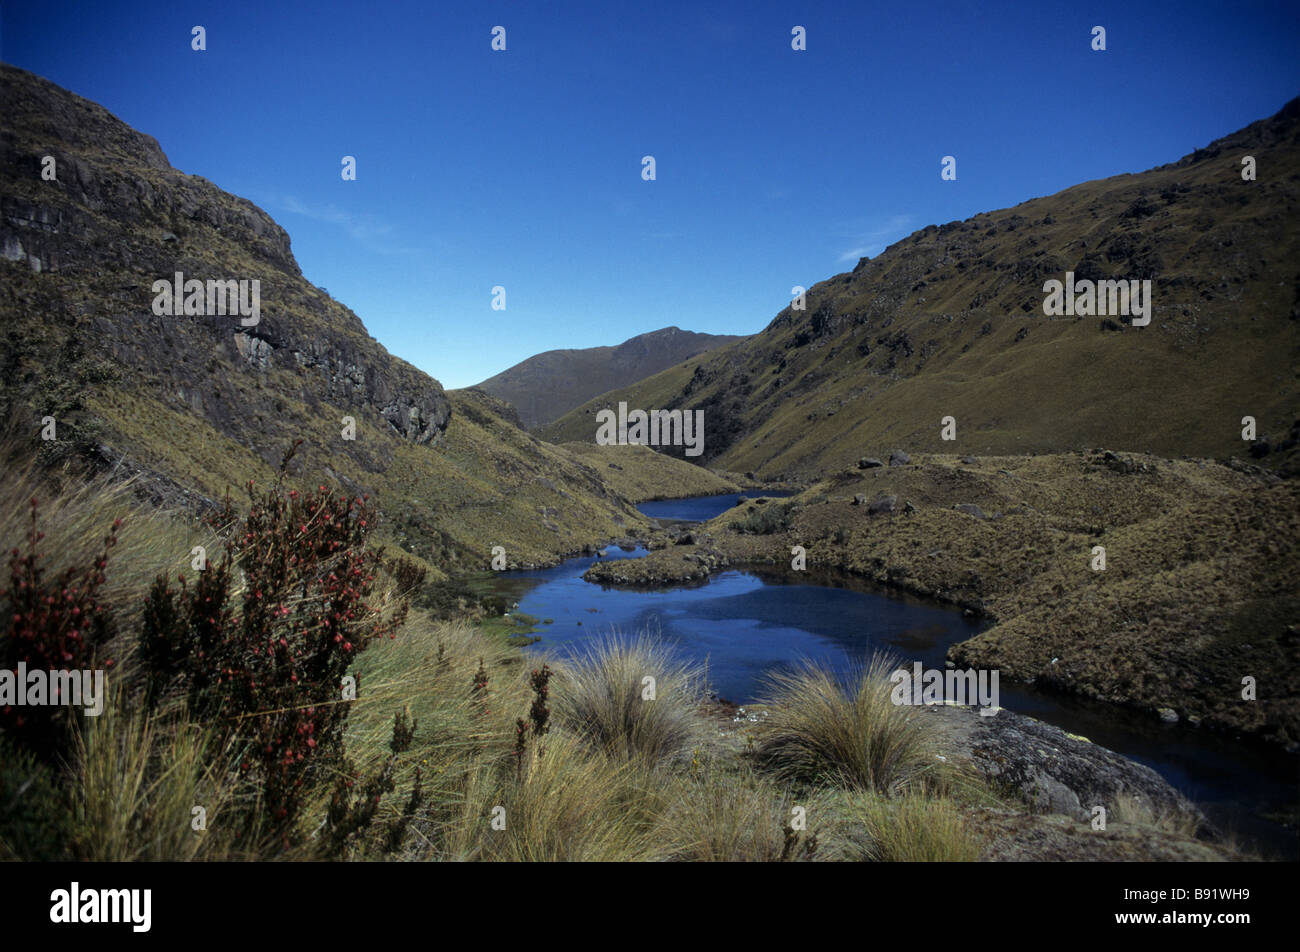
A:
[{"left": 4, "top": 1, "right": 1298, "bottom": 388}]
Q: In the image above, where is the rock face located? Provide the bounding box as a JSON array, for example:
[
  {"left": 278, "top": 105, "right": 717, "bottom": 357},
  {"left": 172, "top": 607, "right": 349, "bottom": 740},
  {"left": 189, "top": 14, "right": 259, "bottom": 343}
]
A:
[
  {"left": 0, "top": 63, "right": 451, "bottom": 480},
  {"left": 931, "top": 704, "right": 1206, "bottom": 828}
]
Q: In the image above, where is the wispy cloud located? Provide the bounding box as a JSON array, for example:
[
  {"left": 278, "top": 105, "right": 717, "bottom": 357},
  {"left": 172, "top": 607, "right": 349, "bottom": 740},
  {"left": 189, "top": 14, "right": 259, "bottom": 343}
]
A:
[
  {"left": 837, "top": 214, "right": 914, "bottom": 263},
  {"left": 263, "top": 194, "right": 425, "bottom": 256}
]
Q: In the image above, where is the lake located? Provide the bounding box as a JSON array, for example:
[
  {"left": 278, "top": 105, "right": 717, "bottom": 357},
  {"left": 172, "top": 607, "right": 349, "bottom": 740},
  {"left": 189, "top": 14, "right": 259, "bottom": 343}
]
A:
[
  {"left": 635, "top": 489, "right": 799, "bottom": 523},
  {"left": 479, "top": 494, "right": 1296, "bottom": 858}
]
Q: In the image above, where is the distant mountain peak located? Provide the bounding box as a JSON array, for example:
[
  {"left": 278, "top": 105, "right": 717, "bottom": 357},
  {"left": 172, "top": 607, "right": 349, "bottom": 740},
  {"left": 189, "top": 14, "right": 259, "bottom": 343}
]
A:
[{"left": 472, "top": 327, "right": 746, "bottom": 429}]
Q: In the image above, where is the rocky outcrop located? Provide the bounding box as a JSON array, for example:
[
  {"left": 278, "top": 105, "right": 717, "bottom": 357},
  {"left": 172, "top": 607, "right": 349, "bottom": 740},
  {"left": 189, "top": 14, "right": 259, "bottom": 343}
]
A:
[
  {"left": 0, "top": 63, "right": 451, "bottom": 458},
  {"left": 928, "top": 704, "right": 1208, "bottom": 829}
]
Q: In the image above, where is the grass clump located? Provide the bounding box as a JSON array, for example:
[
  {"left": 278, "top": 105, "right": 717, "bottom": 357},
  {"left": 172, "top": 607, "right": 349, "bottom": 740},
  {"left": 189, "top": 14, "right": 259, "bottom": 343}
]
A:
[
  {"left": 837, "top": 792, "right": 983, "bottom": 862},
  {"left": 550, "top": 633, "right": 706, "bottom": 766},
  {"left": 656, "top": 761, "right": 821, "bottom": 862},
  {"left": 752, "top": 653, "right": 943, "bottom": 795},
  {"left": 443, "top": 733, "right": 664, "bottom": 862},
  {"left": 1110, "top": 792, "right": 1203, "bottom": 839}
]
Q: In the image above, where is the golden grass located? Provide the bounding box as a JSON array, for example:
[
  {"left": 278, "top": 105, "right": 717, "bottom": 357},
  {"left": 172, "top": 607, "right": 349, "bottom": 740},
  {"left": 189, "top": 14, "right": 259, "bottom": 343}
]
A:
[
  {"left": 0, "top": 468, "right": 1213, "bottom": 863},
  {"left": 836, "top": 792, "right": 983, "bottom": 862},
  {"left": 1110, "top": 792, "right": 1203, "bottom": 840},
  {"left": 548, "top": 632, "right": 708, "bottom": 766},
  {"left": 69, "top": 691, "right": 241, "bottom": 861},
  {"left": 752, "top": 653, "right": 946, "bottom": 795}
]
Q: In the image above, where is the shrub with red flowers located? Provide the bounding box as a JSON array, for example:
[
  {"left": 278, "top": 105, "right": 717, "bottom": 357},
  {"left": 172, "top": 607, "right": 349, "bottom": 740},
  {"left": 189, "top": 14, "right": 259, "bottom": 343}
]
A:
[
  {"left": 0, "top": 498, "right": 118, "bottom": 760},
  {"left": 139, "top": 442, "right": 424, "bottom": 845}
]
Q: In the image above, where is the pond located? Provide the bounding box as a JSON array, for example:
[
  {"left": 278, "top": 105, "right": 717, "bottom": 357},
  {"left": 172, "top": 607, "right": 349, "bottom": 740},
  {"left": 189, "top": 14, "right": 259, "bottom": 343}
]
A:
[
  {"left": 478, "top": 510, "right": 1296, "bottom": 859},
  {"left": 635, "top": 490, "right": 799, "bottom": 523}
]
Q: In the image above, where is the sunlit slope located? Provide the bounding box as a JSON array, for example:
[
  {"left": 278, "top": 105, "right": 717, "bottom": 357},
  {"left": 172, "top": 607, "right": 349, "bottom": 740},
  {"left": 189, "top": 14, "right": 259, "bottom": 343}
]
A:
[{"left": 544, "top": 98, "right": 1300, "bottom": 479}]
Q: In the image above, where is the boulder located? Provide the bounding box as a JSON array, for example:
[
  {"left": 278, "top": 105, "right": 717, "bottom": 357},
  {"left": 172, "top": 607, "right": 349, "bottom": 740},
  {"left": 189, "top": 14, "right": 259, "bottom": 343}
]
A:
[
  {"left": 932, "top": 705, "right": 1207, "bottom": 828},
  {"left": 889, "top": 450, "right": 911, "bottom": 467},
  {"left": 868, "top": 494, "right": 897, "bottom": 515},
  {"left": 858, "top": 457, "right": 884, "bottom": 469}
]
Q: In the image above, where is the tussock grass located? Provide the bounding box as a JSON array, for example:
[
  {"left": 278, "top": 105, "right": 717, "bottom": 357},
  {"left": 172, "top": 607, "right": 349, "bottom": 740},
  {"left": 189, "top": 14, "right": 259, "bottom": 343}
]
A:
[
  {"left": 0, "top": 468, "right": 1225, "bottom": 862},
  {"left": 317, "top": 613, "right": 530, "bottom": 857},
  {"left": 69, "top": 692, "right": 240, "bottom": 861},
  {"left": 752, "top": 654, "right": 944, "bottom": 794},
  {"left": 656, "top": 762, "right": 820, "bottom": 862},
  {"left": 837, "top": 792, "right": 983, "bottom": 862},
  {"left": 0, "top": 447, "right": 217, "bottom": 644},
  {"left": 440, "top": 733, "right": 666, "bottom": 862},
  {"left": 1111, "top": 792, "right": 1202, "bottom": 840},
  {"left": 550, "top": 633, "right": 707, "bottom": 766}
]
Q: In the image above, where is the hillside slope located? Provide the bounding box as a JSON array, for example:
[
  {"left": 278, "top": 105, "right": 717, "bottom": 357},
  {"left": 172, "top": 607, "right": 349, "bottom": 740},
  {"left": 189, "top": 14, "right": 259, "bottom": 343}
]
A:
[
  {"left": 474, "top": 326, "right": 745, "bottom": 428},
  {"left": 0, "top": 65, "right": 716, "bottom": 575},
  {"left": 544, "top": 98, "right": 1300, "bottom": 479}
]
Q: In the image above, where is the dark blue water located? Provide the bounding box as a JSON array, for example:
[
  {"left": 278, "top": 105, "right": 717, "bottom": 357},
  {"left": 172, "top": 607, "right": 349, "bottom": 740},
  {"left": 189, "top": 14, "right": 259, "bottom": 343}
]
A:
[
  {"left": 494, "top": 546, "right": 981, "bottom": 703},
  {"left": 636, "top": 490, "right": 799, "bottom": 523},
  {"left": 486, "top": 540, "right": 1297, "bottom": 859}
]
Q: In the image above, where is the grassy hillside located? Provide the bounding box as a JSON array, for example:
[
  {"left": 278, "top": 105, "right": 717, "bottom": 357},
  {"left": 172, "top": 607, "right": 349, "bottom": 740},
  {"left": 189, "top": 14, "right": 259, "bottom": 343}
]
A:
[
  {"left": 543, "top": 98, "right": 1300, "bottom": 480},
  {"left": 0, "top": 64, "right": 725, "bottom": 577},
  {"left": 475, "top": 326, "right": 745, "bottom": 429},
  {"left": 558, "top": 441, "right": 739, "bottom": 501}
]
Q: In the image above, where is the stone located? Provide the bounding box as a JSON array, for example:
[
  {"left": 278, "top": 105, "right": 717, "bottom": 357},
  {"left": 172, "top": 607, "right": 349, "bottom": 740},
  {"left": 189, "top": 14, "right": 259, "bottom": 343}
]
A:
[
  {"left": 889, "top": 450, "right": 911, "bottom": 467},
  {"left": 868, "top": 494, "right": 897, "bottom": 515},
  {"left": 935, "top": 705, "right": 1206, "bottom": 827},
  {"left": 858, "top": 457, "right": 884, "bottom": 469}
]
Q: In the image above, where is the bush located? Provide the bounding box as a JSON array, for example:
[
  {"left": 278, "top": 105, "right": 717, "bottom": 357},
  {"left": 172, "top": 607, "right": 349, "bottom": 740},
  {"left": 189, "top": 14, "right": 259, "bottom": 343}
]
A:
[
  {"left": 731, "top": 500, "right": 797, "bottom": 535},
  {"left": 136, "top": 442, "right": 418, "bottom": 845},
  {"left": 0, "top": 497, "right": 118, "bottom": 759}
]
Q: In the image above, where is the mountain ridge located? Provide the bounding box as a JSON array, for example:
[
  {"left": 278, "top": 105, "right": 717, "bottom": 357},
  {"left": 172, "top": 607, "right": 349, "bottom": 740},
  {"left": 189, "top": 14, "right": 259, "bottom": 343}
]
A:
[
  {"left": 0, "top": 64, "right": 727, "bottom": 576},
  {"left": 540, "top": 96, "right": 1300, "bottom": 478},
  {"left": 472, "top": 325, "right": 745, "bottom": 428}
]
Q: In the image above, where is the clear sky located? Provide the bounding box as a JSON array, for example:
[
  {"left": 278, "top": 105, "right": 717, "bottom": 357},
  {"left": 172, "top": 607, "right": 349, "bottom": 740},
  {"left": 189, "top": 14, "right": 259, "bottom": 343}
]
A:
[{"left": 3, "top": 1, "right": 1297, "bottom": 388}]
